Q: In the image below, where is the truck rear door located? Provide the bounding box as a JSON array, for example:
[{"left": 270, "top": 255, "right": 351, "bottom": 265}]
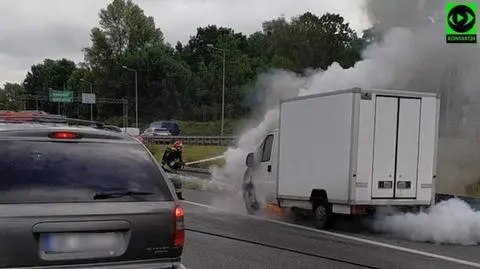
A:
[{"left": 372, "top": 96, "right": 421, "bottom": 199}]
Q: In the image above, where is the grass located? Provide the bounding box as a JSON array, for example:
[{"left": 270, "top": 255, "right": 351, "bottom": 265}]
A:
[
  {"left": 465, "top": 182, "right": 480, "bottom": 197},
  {"left": 178, "top": 119, "right": 246, "bottom": 136},
  {"left": 147, "top": 144, "right": 227, "bottom": 169}
]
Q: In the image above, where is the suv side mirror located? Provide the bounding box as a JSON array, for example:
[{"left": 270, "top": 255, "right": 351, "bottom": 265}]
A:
[{"left": 246, "top": 152, "right": 255, "bottom": 168}]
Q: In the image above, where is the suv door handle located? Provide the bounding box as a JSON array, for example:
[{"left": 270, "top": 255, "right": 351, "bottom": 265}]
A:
[{"left": 267, "top": 165, "right": 272, "bottom": 172}]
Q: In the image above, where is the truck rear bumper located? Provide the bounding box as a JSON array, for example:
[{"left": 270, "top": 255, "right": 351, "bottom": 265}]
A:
[
  {"left": 352, "top": 199, "right": 432, "bottom": 206},
  {"left": 17, "top": 259, "right": 186, "bottom": 269},
  {"left": 349, "top": 204, "right": 430, "bottom": 216}
]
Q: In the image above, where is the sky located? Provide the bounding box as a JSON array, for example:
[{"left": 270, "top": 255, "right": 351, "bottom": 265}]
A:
[{"left": 0, "top": 0, "right": 370, "bottom": 86}]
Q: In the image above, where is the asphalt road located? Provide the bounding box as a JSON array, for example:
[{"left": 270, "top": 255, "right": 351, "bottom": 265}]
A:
[{"left": 180, "top": 189, "right": 480, "bottom": 269}]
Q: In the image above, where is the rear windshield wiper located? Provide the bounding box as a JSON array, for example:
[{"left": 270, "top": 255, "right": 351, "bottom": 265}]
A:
[{"left": 93, "top": 190, "right": 154, "bottom": 200}]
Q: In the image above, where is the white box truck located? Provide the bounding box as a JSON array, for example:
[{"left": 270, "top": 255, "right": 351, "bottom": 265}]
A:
[{"left": 242, "top": 88, "right": 440, "bottom": 229}]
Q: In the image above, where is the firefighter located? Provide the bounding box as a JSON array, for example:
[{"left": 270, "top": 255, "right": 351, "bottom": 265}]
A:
[
  {"left": 161, "top": 140, "right": 185, "bottom": 171},
  {"left": 161, "top": 140, "right": 185, "bottom": 200}
]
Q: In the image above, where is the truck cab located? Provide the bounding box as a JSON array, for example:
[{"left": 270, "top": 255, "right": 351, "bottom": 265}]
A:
[{"left": 243, "top": 129, "right": 278, "bottom": 214}]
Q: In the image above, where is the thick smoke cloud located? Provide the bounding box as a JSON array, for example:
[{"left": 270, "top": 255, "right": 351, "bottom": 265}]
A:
[{"left": 372, "top": 198, "right": 480, "bottom": 245}]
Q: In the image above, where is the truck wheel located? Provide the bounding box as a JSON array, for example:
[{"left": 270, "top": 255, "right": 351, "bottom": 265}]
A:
[
  {"left": 312, "top": 198, "right": 331, "bottom": 230},
  {"left": 242, "top": 171, "right": 260, "bottom": 214},
  {"left": 243, "top": 182, "right": 260, "bottom": 214}
]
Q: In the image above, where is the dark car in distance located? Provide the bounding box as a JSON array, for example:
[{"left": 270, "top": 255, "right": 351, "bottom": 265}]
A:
[
  {"left": 0, "top": 115, "right": 186, "bottom": 269},
  {"left": 150, "top": 121, "right": 180, "bottom": 136}
]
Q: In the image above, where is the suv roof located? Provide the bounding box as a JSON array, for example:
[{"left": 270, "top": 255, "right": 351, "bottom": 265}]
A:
[
  {"left": 0, "top": 124, "right": 132, "bottom": 139},
  {"left": 0, "top": 112, "right": 132, "bottom": 139}
]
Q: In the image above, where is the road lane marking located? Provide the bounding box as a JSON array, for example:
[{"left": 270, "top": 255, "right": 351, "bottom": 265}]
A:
[
  {"left": 187, "top": 227, "right": 381, "bottom": 269},
  {"left": 183, "top": 200, "right": 480, "bottom": 268}
]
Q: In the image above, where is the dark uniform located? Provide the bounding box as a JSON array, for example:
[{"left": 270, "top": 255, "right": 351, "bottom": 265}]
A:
[
  {"left": 161, "top": 140, "right": 185, "bottom": 200},
  {"left": 162, "top": 147, "right": 184, "bottom": 170}
]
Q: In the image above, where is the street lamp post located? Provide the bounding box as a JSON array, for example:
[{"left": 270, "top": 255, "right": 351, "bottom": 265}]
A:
[
  {"left": 207, "top": 44, "right": 226, "bottom": 136},
  {"left": 80, "top": 78, "right": 94, "bottom": 121},
  {"left": 122, "top": 66, "right": 138, "bottom": 129}
]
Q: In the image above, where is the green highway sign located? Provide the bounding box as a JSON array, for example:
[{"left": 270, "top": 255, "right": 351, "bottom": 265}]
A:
[
  {"left": 446, "top": 2, "right": 478, "bottom": 43},
  {"left": 49, "top": 90, "right": 74, "bottom": 103}
]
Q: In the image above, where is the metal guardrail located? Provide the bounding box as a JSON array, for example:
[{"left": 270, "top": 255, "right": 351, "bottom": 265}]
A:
[
  {"left": 143, "top": 135, "right": 237, "bottom": 146},
  {"left": 435, "top": 193, "right": 480, "bottom": 210}
]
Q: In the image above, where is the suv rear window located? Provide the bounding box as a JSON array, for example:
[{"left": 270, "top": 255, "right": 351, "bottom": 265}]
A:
[{"left": 0, "top": 140, "right": 172, "bottom": 203}]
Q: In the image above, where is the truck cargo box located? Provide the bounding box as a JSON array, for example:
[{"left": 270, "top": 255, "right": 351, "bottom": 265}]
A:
[{"left": 276, "top": 88, "right": 440, "bottom": 206}]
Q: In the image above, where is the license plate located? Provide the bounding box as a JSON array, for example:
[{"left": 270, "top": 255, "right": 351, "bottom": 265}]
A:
[{"left": 40, "top": 233, "right": 121, "bottom": 253}]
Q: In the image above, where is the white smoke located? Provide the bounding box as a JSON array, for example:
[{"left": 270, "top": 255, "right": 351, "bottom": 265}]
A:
[
  {"left": 210, "top": 70, "right": 309, "bottom": 191},
  {"left": 372, "top": 199, "right": 480, "bottom": 245},
  {"left": 211, "top": 109, "right": 279, "bottom": 187}
]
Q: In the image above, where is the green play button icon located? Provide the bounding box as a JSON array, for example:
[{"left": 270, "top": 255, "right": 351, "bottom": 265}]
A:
[{"left": 456, "top": 13, "right": 464, "bottom": 23}]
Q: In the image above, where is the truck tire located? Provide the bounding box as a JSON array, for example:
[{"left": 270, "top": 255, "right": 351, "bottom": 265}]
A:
[
  {"left": 243, "top": 183, "right": 260, "bottom": 214},
  {"left": 242, "top": 171, "right": 260, "bottom": 214},
  {"left": 312, "top": 197, "right": 331, "bottom": 230}
]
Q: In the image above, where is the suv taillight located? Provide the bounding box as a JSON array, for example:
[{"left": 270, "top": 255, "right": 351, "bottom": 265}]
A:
[
  {"left": 49, "top": 132, "right": 81, "bottom": 139},
  {"left": 174, "top": 204, "right": 185, "bottom": 247}
]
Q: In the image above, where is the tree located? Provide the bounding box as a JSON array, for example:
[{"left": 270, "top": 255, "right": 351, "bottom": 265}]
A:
[
  {"left": 83, "top": 0, "right": 174, "bottom": 122},
  {"left": 177, "top": 26, "right": 264, "bottom": 121},
  {"left": 361, "top": 24, "right": 383, "bottom": 46},
  {"left": 261, "top": 12, "right": 361, "bottom": 72},
  {"left": 0, "top": 83, "right": 25, "bottom": 111},
  {"left": 23, "top": 59, "right": 76, "bottom": 94},
  {"left": 178, "top": 25, "right": 249, "bottom": 72},
  {"left": 120, "top": 45, "right": 198, "bottom": 122},
  {"left": 84, "top": 0, "right": 164, "bottom": 70},
  {"left": 22, "top": 59, "right": 77, "bottom": 113}
]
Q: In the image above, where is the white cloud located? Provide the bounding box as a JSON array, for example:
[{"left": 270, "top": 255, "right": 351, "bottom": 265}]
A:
[{"left": 0, "top": 0, "right": 369, "bottom": 85}]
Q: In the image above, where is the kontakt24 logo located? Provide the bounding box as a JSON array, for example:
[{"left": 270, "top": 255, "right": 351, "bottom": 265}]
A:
[{"left": 446, "top": 2, "right": 478, "bottom": 43}]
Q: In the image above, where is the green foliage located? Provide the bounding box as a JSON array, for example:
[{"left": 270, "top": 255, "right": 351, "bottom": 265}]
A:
[
  {"left": 0, "top": 83, "right": 25, "bottom": 110},
  {"left": 179, "top": 119, "right": 246, "bottom": 136},
  {"left": 23, "top": 59, "right": 76, "bottom": 94},
  {"left": 104, "top": 116, "right": 125, "bottom": 126},
  {"left": 7, "top": 0, "right": 373, "bottom": 127}
]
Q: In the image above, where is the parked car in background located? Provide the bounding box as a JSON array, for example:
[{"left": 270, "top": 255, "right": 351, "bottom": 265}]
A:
[
  {"left": 143, "top": 127, "right": 172, "bottom": 137},
  {"left": 150, "top": 121, "right": 180, "bottom": 136}
]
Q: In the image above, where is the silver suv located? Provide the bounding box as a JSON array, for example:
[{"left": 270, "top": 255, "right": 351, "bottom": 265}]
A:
[{"left": 0, "top": 114, "right": 186, "bottom": 268}]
